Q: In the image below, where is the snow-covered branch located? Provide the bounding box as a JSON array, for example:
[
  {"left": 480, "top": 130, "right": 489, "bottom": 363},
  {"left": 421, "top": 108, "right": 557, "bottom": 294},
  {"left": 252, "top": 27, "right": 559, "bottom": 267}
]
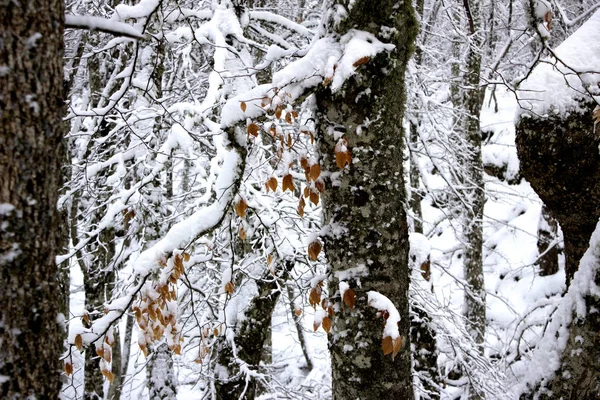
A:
[{"left": 65, "top": 15, "right": 144, "bottom": 39}]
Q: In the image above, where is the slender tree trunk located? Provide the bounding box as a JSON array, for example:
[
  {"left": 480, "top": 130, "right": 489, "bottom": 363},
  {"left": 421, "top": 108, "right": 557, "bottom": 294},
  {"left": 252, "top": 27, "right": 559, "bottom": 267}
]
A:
[
  {"left": 316, "top": 1, "right": 418, "bottom": 398},
  {"left": 461, "top": 0, "right": 486, "bottom": 360},
  {"left": 537, "top": 205, "right": 559, "bottom": 277},
  {"left": 214, "top": 263, "right": 292, "bottom": 399},
  {"left": 147, "top": 342, "right": 177, "bottom": 399},
  {"left": 0, "top": 1, "right": 66, "bottom": 397},
  {"left": 107, "top": 327, "right": 123, "bottom": 400},
  {"left": 287, "top": 285, "right": 313, "bottom": 371},
  {"left": 408, "top": 1, "right": 440, "bottom": 398}
]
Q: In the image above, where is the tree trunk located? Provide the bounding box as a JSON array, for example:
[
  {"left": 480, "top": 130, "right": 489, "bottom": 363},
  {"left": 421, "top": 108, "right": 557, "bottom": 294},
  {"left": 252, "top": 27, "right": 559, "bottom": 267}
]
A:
[
  {"left": 0, "top": 1, "right": 66, "bottom": 397},
  {"left": 147, "top": 342, "right": 177, "bottom": 400},
  {"left": 409, "top": 1, "right": 440, "bottom": 397},
  {"left": 537, "top": 205, "right": 560, "bottom": 277},
  {"left": 315, "top": 1, "right": 418, "bottom": 399},
  {"left": 516, "top": 99, "right": 600, "bottom": 398},
  {"left": 214, "top": 263, "right": 291, "bottom": 399},
  {"left": 460, "top": 0, "right": 486, "bottom": 382},
  {"left": 516, "top": 102, "right": 600, "bottom": 285}
]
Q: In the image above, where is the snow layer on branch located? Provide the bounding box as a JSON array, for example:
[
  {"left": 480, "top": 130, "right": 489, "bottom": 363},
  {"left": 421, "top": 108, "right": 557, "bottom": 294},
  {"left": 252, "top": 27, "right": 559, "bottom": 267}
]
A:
[
  {"left": 409, "top": 232, "right": 430, "bottom": 267},
  {"left": 113, "top": 0, "right": 160, "bottom": 20},
  {"left": 65, "top": 15, "right": 144, "bottom": 39},
  {"left": 518, "top": 9, "right": 600, "bottom": 116},
  {"left": 367, "top": 291, "right": 401, "bottom": 339},
  {"left": 221, "top": 29, "right": 395, "bottom": 128},
  {"left": 272, "top": 30, "right": 395, "bottom": 96},
  {"left": 515, "top": 219, "right": 600, "bottom": 396},
  {"left": 249, "top": 11, "right": 313, "bottom": 37}
]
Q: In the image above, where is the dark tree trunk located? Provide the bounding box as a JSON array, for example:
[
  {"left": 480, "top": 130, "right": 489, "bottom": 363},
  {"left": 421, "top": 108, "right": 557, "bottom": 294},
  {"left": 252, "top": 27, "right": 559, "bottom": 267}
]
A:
[
  {"left": 214, "top": 264, "right": 290, "bottom": 400},
  {"left": 0, "top": 1, "right": 66, "bottom": 398},
  {"left": 517, "top": 100, "right": 600, "bottom": 399},
  {"left": 516, "top": 102, "right": 600, "bottom": 285},
  {"left": 408, "top": 1, "right": 440, "bottom": 397},
  {"left": 315, "top": 1, "right": 418, "bottom": 399},
  {"left": 537, "top": 205, "right": 560, "bottom": 277}
]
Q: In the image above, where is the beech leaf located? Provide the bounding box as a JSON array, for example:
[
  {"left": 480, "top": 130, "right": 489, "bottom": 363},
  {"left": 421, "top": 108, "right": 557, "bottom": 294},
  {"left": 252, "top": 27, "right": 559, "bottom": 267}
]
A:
[
  {"left": 343, "top": 288, "right": 356, "bottom": 309},
  {"left": 248, "top": 123, "right": 260, "bottom": 137},
  {"left": 309, "top": 164, "right": 321, "bottom": 181},
  {"left": 307, "top": 241, "right": 322, "bottom": 261},
  {"left": 382, "top": 336, "right": 393, "bottom": 356},
  {"left": 235, "top": 198, "right": 248, "bottom": 218}
]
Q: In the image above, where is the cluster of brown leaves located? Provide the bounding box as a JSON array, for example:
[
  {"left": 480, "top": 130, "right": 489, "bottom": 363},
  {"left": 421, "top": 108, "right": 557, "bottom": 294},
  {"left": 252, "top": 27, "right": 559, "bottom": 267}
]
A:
[
  {"left": 309, "top": 282, "right": 333, "bottom": 333},
  {"left": 381, "top": 335, "right": 403, "bottom": 359},
  {"left": 308, "top": 281, "right": 357, "bottom": 335},
  {"left": 66, "top": 326, "right": 119, "bottom": 381},
  {"left": 134, "top": 253, "right": 188, "bottom": 358},
  {"left": 194, "top": 323, "right": 224, "bottom": 364},
  {"left": 375, "top": 308, "right": 403, "bottom": 360}
]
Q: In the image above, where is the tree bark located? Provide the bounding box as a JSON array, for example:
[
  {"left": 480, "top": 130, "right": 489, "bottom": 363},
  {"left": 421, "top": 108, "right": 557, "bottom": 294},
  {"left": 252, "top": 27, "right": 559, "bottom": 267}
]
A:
[
  {"left": 315, "top": 1, "right": 417, "bottom": 399},
  {"left": 516, "top": 99, "right": 600, "bottom": 399},
  {"left": 460, "top": 2, "right": 487, "bottom": 390},
  {"left": 214, "top": 263, "right": 291, "bottom": 400},
  {"left": 147, "top": 342, "right": 177, "bottom": 400},
  {"left": 537, "top": 205, "right": 560, "bottom": 277},
  {"left": 516, "top": 101, "right": 600, "bottom": 285},
  {"left": 0, "top": 1, "right": 66, "bottom": 397}
]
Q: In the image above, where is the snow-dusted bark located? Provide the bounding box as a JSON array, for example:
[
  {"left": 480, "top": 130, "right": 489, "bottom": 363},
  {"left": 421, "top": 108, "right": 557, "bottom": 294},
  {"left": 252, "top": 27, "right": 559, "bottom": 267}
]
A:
[
  {"left": 515, "top": 8, "right": 600, "bottom": 398},
  {"left": 460, "top": 0, "right": 486, "bottom": 380},
  {"left": 537, "top": 205, "right": 559, "bottom": 277},
  {"left": 147, "top": 342, "right": 177, "bottom": 400},
  {"left": 214, "top": 263, "right": 292, "bottom": 399},
  {"left": 0, "top": 0, "right": 67, "bottom": 397},
  {"left": 315, "top": 1, "right": 418, "bottom": 398}
]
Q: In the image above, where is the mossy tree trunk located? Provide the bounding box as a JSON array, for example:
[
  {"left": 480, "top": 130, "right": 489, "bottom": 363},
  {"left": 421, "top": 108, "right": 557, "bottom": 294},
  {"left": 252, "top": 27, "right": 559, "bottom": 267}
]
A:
[
  {"left": 516, "top": 100, "right": 600, "bottom": 399},
  {"left": 315, "top": 1, "right": 418, "bottom": 399},
  {"left": 0, "top": 0, "right": 67, "bottom": 397}
]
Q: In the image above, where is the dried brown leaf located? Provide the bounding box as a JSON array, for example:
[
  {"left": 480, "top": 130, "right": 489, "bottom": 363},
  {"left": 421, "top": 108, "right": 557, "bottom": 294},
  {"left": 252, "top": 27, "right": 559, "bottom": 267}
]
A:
[
  {"left": 235, "top": 198, "right": 248, "bottom": 218},
  {"left": 309, "top": 164, "right": 321, "bottom": 181},
  {"left": 75, "top": 334, "right": 83, "bottom": 350},
  {"left": 343, "top": 288, "right": 356, "bottom": 309},
  {"left": 65, "top": 362, "right": 73, "bottom": 376},
  {"left": 282, "top": 174, "right": 295, "bottom": 192},
  {"left": 382, "top": 336, "right": 393, "bottom": 356},
  {"left": 248, "top": 123, "right": 260, "bottom": 137},
  {"left": 352, "top": 56, "right": 370, "bottom": 68},
  {"left": 307, "top": 241, "right": 322, "bottom": 261}
]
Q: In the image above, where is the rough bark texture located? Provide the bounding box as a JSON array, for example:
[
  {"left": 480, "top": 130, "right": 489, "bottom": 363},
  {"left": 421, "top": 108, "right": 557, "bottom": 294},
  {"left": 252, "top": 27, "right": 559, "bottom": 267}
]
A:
[
  {"left": 315, "top": 1, "right": 417, "bottom": 399},
  {"left": 537, "top": 205, "right": 559, "bottom": 277},
  {"left": 147, "top": 342, "right": 177, "bottom": 400},
  {"left": 516, "top": 101, "right": 600, "bottom": 284},
  {"left": 0, "top": 1, "right": 66, "bottom": 397},
  {"left": 409, "top": 2, "right": 440, "bottom": 397},
  {"left": 516, "top": 101, "right": 600, "bottom": 398},
  {"left": 459, "top": 8, "right": 487, "bottom": 398},
  {"left": 214, "top": 264, "right": 289, "bottom": 400}
]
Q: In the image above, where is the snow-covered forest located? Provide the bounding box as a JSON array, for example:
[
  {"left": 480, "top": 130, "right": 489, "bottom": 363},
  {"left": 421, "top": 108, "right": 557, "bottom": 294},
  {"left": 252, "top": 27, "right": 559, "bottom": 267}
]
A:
[{"left": 1, "top": 0, "right": 600, "bottom": 399}]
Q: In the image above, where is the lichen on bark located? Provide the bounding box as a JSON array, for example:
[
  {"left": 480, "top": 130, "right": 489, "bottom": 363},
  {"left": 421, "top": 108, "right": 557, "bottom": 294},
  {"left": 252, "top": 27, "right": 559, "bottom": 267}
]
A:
[
  {"left": 315, "top": 0, "right": 418, "bottom": 398},
  {"left": 516, "top": 99, "right": 600, "bottom": 398}
]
